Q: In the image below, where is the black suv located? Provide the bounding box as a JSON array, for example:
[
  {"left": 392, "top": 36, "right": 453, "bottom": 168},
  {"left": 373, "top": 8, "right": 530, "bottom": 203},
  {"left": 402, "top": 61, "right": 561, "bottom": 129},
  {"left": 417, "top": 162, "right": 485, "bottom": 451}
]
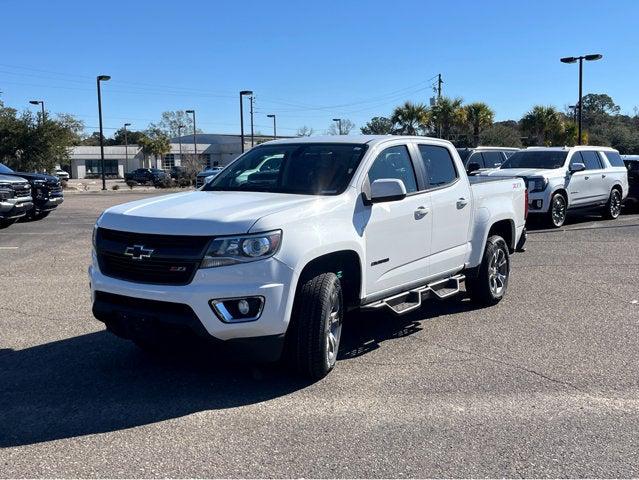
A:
[
  {"left": 457, "top": 147, "right": 519, "bottom": 174},
  {"left": 622, "top": 155, "right": 639, "bottom": 210},
  {"left": 125, "top": 168, "right": 168, "bottom": 186},
  {"left": 0, "top": 163, "right": 63, "bottom": 220}
]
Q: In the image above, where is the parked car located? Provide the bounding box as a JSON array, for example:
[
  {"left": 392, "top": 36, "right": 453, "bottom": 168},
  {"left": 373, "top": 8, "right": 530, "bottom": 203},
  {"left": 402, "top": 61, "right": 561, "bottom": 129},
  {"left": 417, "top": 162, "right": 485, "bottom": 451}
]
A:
[
  {"left": 195, "top": 166, "right": 224, "bottom": 188},
  {"left": 482, "top": 146, "right": 628, "bottom": 227},
  {"left": 169, "top": 166, "right": 187, "bottom": 180},
  {"left": 457, "top": 147, "right": 519, "bottom": 175},
  {"left": 124, "top": 168, "right": 168, "bottom": 186},
  {"left": 90, "top": 135, "right": 527, "bottom": 380},
  {"left": 0, "top": 174, "right": 33, "bottom": 227},
  {"left": 0, "top": 163, "right": 63, "bottom": 220},
  {"left": 53, "top": 168, "right": 70, "bottom": 181},
  {"left": 621, "top": 155, "right": 639, "bottom": 210}
]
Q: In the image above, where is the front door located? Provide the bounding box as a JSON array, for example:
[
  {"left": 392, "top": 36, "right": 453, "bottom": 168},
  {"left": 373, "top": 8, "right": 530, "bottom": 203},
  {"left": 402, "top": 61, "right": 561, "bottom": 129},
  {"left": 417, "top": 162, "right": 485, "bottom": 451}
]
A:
[{"left": 364, "top": 144, "right": 432, "bottom": 295}]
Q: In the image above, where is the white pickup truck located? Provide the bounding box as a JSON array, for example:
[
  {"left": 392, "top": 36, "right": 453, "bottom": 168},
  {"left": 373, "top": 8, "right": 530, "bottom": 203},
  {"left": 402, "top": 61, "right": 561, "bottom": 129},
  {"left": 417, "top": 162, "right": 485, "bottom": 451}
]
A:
[{"left": 90, "top": 136, "right": 527, "bottom": 379}]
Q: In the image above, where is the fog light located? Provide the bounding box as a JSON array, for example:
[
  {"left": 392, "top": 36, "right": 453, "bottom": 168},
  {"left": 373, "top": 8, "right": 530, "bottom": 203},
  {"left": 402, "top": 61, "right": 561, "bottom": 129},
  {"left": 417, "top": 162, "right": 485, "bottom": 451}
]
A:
[
  {"left": 209, "top": 296, "right": 265, "bottom": 323},
  {"left": 238, "top": 299, "right": 250, "bottom": 315}
]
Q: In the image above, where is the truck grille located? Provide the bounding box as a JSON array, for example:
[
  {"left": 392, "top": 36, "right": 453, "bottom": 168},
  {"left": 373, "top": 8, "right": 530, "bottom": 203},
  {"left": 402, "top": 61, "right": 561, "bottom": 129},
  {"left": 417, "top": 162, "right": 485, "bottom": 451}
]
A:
[
  {"left": 95, "top": 228, "right": 211, "bottom": 286},
  {"left": 11, "top": 183, "right": 31, "bottom": 198}
]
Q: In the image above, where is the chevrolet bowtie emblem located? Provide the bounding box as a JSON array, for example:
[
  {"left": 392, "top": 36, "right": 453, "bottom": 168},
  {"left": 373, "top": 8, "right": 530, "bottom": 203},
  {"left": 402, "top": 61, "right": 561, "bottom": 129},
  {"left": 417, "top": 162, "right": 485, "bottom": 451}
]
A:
[{"left": 124, "top": 244, "right": 155, "bottom": 261}]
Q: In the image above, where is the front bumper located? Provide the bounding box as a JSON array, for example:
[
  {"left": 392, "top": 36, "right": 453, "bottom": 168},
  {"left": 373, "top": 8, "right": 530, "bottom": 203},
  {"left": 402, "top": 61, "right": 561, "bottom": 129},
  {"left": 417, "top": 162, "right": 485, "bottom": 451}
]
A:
[
  {"left": 34, "top": 195, "right": 63, "bottom": 212},
  {"left": 0, "top": 199, "right": 34, "bottom": 219},
  {"left": 89, "top": 256, "right": 297, "bottom": 358}
]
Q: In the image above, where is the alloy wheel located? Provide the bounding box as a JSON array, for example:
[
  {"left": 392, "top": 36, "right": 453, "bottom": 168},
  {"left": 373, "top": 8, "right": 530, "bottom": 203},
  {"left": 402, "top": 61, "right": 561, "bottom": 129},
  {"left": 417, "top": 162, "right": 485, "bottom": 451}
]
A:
[
  {"left": 610, "top": 190, "right": 621, "bottom": 218},
  {"left": 325, "top": 289, "right": 342, "bottom": 367},
  {"left": 552, "top": 195, "right": 566, "bottom": 227},
  {"left": 488, "top": 247, "right": 508, "bottom": 296}
]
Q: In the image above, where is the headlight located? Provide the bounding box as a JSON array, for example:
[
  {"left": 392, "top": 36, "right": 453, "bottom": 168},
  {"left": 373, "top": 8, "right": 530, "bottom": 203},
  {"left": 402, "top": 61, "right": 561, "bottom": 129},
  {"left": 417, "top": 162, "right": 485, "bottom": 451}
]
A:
[
  {"left": 527, "top": 177, "right": 548, "bottom": 193},
  {"left": 201, "top": 230, "right": 282, "bottom": 268}
]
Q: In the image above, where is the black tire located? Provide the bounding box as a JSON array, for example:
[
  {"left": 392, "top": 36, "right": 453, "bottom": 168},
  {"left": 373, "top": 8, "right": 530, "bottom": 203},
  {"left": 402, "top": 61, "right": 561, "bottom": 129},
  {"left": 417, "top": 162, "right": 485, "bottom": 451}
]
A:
[
  {"left": 285, "top": 272, "right": 343, "bottom": 380},
  {"left": 546, "top": 192, "right": 567, "bottom": 228},
  {"left": 26, "top": 211, "right": 51, "bottom": 221},
  {"left": 602, "top": 188, "right": 622, "bottom": 220},
  {"left": 466, "top": 235, "right": 510, "bottom": 306}
]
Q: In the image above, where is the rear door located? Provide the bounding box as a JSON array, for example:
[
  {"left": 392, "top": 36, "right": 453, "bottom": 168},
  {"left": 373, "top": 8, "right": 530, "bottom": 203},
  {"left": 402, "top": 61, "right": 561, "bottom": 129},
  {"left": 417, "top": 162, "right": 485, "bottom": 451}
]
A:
[
  {"left": 364, "top": 144, "right": 432, "bottom": 295},
  {"left": 416, "top": 144, "right": 472, "bottom": 276},
  {"left": 569, "top": 152, "right": 603, "bottom": 206},
  {"left": 581, "top": 150, "right": 609, "bottom": 203}
]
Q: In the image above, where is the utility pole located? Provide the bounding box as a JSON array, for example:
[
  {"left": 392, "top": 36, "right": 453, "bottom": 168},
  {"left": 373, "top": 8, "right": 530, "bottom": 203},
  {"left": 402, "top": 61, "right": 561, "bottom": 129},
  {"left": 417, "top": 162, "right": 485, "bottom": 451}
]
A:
[
  {"left": 250, "top": 95, "right": 255, "bottom": 147},
  {"left": 437, "top": 73, "right": 443, "bottom": 99},
  {"left": 96, "top": 75, "right": 111, "bottom": 191},
  {"left": 177, "top": 124, "right": 184, "bottom": 164},
  {"left": 124, "top": 122, "right": 131, "bottom": 174}
]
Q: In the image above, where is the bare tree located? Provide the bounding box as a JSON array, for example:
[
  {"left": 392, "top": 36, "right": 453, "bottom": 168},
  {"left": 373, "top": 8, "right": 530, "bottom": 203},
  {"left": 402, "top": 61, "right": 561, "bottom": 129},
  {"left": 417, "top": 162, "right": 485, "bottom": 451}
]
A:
[
  {"left": 180, "top": 153, "right": 205, "bottom": 183},
  {"left": 296, "top": 126, "right": 315, "bottom": 137},
  {"left": 327, "top": 119, "right": 355, "bottom": 135}
]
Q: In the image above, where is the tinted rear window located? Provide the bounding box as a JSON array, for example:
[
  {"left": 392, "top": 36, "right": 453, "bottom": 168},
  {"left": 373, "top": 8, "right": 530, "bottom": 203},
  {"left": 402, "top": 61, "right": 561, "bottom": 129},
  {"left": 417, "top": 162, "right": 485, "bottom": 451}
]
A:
[{"left": 604, "top": 151, "right": 625, "bottom": 167}]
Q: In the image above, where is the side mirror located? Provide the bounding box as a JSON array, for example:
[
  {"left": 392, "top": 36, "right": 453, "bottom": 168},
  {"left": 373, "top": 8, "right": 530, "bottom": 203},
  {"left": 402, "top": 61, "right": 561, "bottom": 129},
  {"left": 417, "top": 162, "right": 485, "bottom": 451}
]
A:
[
  {"left": 367, "top": 178, "right": 407, "bottom": 204},
  {"left": 570, "top": 162, "right": 586, "bottom": 173},
  {"left": 467, "top": 162, "right": 481, "bottom": 174}
]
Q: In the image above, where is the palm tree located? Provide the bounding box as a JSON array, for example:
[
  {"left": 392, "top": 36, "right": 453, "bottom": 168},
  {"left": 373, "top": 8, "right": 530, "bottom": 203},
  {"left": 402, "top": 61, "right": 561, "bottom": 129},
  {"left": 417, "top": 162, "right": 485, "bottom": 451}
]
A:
[
  {"left": 138, "top": 128, "right": 171, "bottom": 168},
  {"left": 391, "top": 101, "right": 429, "bottom": 135},
  {"left": 465, "top": 102, "right": 494, "bottom": 146},
  {"left": 429, "top": 97, "right": 466, "bottom": 140},
  {"left": 520, "top": 106, "right": 563, "bottom": 146}
]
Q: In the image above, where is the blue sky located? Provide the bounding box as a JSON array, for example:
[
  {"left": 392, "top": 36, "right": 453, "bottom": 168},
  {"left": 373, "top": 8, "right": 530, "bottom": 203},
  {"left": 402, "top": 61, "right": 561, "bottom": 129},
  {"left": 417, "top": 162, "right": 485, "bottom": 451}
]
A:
[{"left": 1, "top": 0, "right": 638, "bottom": 137}]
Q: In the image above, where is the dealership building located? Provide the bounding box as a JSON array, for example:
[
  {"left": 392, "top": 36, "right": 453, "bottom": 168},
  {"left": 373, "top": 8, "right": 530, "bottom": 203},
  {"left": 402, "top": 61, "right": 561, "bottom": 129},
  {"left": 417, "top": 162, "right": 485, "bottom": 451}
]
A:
[{"left": 67, "top": 134, "right": 275, "bottom": 179}]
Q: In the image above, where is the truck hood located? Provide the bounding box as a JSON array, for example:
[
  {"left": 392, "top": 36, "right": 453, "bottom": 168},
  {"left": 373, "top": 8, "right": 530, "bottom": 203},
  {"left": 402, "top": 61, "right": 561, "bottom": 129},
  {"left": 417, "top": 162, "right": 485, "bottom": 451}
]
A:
[
  {"left": 484, "top": 168, "right": 563, "bottom": 179},
  {"left": 98, "top": 190, "right": 318, "bottom": 235}
]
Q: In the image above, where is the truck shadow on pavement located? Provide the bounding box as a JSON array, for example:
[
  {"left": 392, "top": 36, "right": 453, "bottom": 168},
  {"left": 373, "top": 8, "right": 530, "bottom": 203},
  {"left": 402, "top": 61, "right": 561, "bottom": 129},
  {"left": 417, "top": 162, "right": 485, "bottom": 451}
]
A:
[{"left": 0, "top": 298, "right": 480, "bottom": 448}]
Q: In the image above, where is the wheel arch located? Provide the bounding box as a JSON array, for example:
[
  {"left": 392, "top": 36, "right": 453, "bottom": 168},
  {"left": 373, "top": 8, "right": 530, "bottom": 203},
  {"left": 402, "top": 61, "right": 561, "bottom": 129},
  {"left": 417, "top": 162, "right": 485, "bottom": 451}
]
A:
[{"left": 296, "top": 250, "right": 363, "bottom": 308}]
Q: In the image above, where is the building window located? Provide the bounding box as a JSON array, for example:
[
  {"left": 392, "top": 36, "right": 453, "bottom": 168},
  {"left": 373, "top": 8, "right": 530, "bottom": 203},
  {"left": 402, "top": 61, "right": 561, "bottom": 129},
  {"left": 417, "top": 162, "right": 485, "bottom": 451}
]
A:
[
  {"left": 163, "top": 154, "right": 175, "bottom": 169},
  {"left": 85, "top": 159, "right": 118, "bottom": 177}
]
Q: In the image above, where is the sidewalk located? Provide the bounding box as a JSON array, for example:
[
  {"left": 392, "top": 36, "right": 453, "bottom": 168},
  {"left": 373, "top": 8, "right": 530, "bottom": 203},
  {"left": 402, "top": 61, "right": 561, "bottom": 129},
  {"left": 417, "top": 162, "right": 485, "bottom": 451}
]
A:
[{"left": 63, "top": 178, "right": 193, "bottom": 194}]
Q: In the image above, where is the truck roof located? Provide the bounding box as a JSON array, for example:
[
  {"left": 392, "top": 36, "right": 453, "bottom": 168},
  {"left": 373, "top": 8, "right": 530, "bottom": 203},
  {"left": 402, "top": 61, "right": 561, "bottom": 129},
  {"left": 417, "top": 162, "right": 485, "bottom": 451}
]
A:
[
  {"left": 262, "top": 135, "right": 453, "bottom": 147},
  {"left": 525, "top": 145, "right": 618, "bottom": 152}
]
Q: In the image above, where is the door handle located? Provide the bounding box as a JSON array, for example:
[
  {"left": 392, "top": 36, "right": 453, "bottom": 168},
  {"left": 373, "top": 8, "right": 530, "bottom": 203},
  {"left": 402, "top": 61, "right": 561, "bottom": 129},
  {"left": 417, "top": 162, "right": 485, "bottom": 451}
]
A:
[
  {"left": 414, "top": 206, "right": 430, "bottom": 219},
  {"left": 584, "top": 176, "right": 590, "bottom": 180},
  {"left": 456, "top": 198, "right": 469, "bottom": 208},
  {"left": 602, "top": 174, "right": 606, "bottom": 178}
]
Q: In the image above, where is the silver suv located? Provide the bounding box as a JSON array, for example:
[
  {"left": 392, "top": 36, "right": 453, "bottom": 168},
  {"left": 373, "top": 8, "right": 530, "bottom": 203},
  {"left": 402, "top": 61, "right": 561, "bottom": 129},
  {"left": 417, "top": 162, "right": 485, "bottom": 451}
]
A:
[{"left": 484, "top": 146, "right": 629, "bottom": 227}]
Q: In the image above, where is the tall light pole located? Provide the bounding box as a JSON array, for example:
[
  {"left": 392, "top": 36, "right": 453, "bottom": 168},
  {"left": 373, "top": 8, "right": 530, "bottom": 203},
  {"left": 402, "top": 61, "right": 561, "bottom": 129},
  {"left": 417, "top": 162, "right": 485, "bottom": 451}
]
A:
[
  {"left": 185, "top": 110, "right": 197, "bottom": 161},
  {"left": 249, "top": 95, "right": 255, "bottom": 147},
  {"left": 239, "top": 90, "right": 253, "bottom": 153},
  {"left": 96, "top": 75, "right": 111, "bottom": 191},
  {"left": 29, "top": 100, "right": 45, "bottom": 124},
  {"left": 560, "top": 53, "right": 603, "bottom": 145},
  {"left": 123, "top": 122, "right": 131, "bottom": 174},
  {"left": 267, "top": 114, "right": 277, "bottom": 140},
  {"left": 177, "top": 124, "right": 185, "bottom": 163},
  {"left": 332, "top": 118, "right": 343, "bottom": 135}
]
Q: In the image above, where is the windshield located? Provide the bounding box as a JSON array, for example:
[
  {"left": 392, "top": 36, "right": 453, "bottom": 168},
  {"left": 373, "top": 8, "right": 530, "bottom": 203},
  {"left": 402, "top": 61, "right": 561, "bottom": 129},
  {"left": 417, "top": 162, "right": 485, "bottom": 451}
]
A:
[
  {"left": 203, "top": 143, "right": 368, "bottom": 195},
  {"left": 501, "top": 151, "right": 567, "bottom": 169},
  {"left": 0, "top": 163, "right": 15, "bottom": 174}
]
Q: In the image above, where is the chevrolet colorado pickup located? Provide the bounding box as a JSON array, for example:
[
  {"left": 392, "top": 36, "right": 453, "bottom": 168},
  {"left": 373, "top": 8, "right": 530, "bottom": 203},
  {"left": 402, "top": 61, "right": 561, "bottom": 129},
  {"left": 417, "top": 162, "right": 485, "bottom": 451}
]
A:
[
  {"left": 0, "top": 163, "right": 63, "bottom": 220},
  {"left": 0, "top": 174, "right": 33, "bottom": 227},
  {"left": 482, "top": 146, "right": 629, "bottom": 227},
  {"left": 90, "top": 136, "right": 527, "bottom": 379}
]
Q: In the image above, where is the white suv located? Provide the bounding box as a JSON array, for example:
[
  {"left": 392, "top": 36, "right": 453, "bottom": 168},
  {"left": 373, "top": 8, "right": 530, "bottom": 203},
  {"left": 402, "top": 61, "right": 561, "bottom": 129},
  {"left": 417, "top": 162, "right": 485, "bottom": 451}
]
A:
[{"left": 484, "top": 146, "right": 629, "bottom": 227}]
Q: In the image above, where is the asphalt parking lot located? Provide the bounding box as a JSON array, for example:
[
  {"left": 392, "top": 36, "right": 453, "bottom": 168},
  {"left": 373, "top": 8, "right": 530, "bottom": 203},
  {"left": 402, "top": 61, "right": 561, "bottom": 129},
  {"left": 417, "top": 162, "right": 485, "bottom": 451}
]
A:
[{"left": 1, "top": 192, "right": 638, "bottom": 478}]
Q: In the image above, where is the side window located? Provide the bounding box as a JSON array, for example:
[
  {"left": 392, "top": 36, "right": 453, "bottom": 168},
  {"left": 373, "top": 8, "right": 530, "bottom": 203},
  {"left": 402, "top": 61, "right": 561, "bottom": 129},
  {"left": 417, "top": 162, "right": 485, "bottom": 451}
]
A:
[
  {"left": 468, "top": 152, "right": 485, "bottom": 168},
  {"left": 570, "top": 152, "right": 584, "bottom": 168},
  {"left": 581, "top": 151, "right": 603, "bottom": 170},
  {"left": 483, "top": 151, "right": 503, "bottom": 168},
  {"left": 603, "top": 151, "right": 625, "bottom": 167},
  {"left": 368, "top": 145, "right": 418, "bottom": 193},
  {"left": 417, "top": 145, "right": 458, "bottom": 188}
]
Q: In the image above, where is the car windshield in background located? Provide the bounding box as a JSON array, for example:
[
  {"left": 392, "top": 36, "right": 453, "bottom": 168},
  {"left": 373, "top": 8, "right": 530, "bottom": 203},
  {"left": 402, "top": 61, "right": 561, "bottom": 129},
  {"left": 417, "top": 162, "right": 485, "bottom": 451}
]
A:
[
  {"left": 0, "top": 163, "right": 15, "bottom": 174},
  {"left": 501, "top": 151, "right": 567, "bottom": 169},
  {"left": 203, "top": 143, "right": 368, "bottom": 195}
]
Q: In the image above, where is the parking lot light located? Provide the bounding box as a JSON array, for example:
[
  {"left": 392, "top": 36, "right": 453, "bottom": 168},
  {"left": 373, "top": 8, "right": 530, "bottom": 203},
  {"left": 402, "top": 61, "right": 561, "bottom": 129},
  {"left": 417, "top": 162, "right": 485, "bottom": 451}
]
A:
[
  {"left": 29, "top": 100, "right": 45, "bottom": 123},
  {"left": 267, "top": 114, "right": 277, "bottom": 140},
  {"left": 96, "top": 75, "right": 111, "bottom": 191},
  {"left": 239, "top": 90, "right": 253, "bottom": 153},
  {"left": 185, "top": 110, "right": 197, "bottom": 159},
  {"left": 332, "top": 118, "right": 342, "bottom": 135},
  {"left": 560, "top": 53, "right": 603, "bottom": 145}
]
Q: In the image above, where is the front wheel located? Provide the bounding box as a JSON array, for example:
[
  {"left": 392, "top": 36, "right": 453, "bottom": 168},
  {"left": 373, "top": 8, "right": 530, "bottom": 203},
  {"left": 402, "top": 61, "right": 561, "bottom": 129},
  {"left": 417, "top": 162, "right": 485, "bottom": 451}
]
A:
[
  {"left": 546, "top": 193, "right": 567, "bottom": 228},
  {"left": 0, "top": 218, "right": 17, "bottom": 229},
  {"left": 285, "top": 272, "right": 343, "bottom": 380},
  {"left": 602, "top": 189, "right": 622, "bottom": 220},
  {"left": 466, "top": 235, "right": 510, "bottom": 306}
]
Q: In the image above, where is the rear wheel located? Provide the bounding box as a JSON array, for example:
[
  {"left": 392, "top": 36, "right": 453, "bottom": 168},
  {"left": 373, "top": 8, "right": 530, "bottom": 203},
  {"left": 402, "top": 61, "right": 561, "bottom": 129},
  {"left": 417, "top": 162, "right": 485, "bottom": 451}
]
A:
[
  {"left": 466, "top": 235, "right": 510, "bottom": 306},
  {"left": 602, "top": 188, "right": 622, "bottom": 220},
  {"left": 285, "top": 272, "right": 343, "bottom": 380},
  {"left": 546, "top": 192, "right": 567, "bottom": 228}
]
